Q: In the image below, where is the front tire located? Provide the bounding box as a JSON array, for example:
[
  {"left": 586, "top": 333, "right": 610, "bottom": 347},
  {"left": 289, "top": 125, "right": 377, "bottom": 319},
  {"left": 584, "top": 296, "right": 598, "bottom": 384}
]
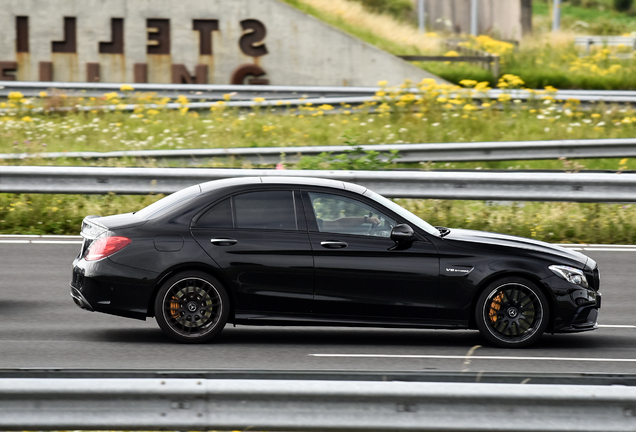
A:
[
  {"left": 475, "top": 277, "right": 549, "bottom": 348},
  {"left": 154, "top": 271, "right": 229, "bottom": 343}
]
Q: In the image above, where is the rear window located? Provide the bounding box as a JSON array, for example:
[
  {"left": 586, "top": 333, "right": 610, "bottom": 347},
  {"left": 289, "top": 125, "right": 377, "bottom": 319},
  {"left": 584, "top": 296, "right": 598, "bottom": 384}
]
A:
[
  {"left": 235, "top": 191, "right": 297, "bottom": 230},
  {"left": 135, "top": 184, "right": 201, "bottom": 220}
]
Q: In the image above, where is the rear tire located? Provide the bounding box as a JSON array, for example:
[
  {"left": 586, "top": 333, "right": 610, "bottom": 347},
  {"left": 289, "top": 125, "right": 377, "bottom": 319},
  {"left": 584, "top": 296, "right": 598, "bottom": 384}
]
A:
[
  {"left": 475, "top": 277, "right": 549, "bottom": 348},
  {"left": 154, "top": 271, "right": 229, "bottom": 343}
]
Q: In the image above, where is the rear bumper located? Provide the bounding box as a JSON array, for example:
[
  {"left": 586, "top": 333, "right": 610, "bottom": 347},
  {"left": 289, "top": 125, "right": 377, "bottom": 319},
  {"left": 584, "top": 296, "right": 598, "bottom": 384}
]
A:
[{"left": 71, "top": 256, "right": 158, "bottom": 320}]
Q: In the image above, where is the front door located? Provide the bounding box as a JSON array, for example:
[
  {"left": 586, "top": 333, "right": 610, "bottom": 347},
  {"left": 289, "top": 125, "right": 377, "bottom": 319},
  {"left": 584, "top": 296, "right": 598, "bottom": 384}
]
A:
[{"left": 304, "top": 190, "right": 440, "bottom": 321}]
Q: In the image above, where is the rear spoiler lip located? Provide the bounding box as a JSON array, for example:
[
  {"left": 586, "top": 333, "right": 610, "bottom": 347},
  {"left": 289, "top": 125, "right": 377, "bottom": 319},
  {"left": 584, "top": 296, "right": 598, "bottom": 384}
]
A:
[{"left": 81, "top": 216, "right": 108, "bottom": 240}]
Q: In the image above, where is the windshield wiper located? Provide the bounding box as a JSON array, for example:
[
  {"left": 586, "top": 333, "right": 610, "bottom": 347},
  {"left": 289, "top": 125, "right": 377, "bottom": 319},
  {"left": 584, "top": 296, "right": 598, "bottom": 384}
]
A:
[{"left": 435, "top": 226, "right": 451, "bottom": 237}]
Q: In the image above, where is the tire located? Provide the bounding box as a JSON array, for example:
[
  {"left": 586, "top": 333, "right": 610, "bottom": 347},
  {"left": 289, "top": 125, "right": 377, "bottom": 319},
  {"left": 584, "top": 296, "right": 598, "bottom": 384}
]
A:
[
  {"left": 475, "top": 277, "right": 549, "bottom": 348},
  {"left": 154, "top": 271, "right": 229, "bottom": 343}
]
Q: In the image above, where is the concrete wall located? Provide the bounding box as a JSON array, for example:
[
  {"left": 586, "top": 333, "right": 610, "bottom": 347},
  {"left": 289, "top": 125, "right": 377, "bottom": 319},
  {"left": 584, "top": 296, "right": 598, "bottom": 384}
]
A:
[
  {"left": 425, "top": 0, "right": 531, "bottom": 41},
  {"left": 0, "top": 0, "right": 444, "bottom": 86}
]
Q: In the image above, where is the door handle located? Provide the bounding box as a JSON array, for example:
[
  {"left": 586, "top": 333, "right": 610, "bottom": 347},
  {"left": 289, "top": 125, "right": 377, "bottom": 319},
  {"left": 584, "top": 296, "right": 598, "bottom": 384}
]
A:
[
  {"left": 320, "top": 241, "right": 348, "bottom": 249},
  {"left": 211, "top": 238, "right": 238, "bottom": 246}
]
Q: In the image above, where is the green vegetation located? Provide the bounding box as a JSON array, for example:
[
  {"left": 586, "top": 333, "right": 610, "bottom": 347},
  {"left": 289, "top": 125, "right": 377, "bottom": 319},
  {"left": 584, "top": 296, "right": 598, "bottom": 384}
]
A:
[
  {"left": 534, "top": 0, "right": 636, "bottom": 34},
  {"left": 4, "top": 192, "right": 636, "bottom": 244},
  {"left": 351, "top": 0, "right": 415, "bottom": 22}
]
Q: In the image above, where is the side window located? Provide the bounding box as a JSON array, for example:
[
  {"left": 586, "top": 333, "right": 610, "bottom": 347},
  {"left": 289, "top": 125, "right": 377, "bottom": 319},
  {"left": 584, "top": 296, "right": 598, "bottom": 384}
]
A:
[
  {"left": 308, "top": 192, "right": 396, "bottom": 237},
  {"left": 235, "top": 191, "right": 297, "bottom": 230},
  {"left": 197, "top": 198, "right": 233, "bottom": 228}
]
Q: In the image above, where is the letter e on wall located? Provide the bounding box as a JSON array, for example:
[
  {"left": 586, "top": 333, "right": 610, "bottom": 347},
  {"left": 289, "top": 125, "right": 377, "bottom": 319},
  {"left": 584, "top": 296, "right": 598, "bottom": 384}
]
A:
[{"left": 147, "top": 19, "right": 170, "bottom": 54}]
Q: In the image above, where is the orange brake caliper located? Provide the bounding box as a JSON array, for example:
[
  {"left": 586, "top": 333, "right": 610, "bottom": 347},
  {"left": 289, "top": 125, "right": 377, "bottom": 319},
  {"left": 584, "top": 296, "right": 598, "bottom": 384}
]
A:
[{"left": 489, "top": 293, "right": 504, "bottom": 323}]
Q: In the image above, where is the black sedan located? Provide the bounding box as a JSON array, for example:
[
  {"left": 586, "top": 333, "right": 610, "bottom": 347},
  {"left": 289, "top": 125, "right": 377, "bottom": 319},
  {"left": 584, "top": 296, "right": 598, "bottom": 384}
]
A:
[{"left": 71, "top": 176, "right": 600, "bottom": 348}]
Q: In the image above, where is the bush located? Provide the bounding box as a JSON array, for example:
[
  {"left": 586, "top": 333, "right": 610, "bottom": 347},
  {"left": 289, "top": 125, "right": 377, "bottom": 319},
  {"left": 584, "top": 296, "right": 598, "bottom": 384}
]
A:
[{"left": 614, "top": 0, "right": 633, "bottom": 11}]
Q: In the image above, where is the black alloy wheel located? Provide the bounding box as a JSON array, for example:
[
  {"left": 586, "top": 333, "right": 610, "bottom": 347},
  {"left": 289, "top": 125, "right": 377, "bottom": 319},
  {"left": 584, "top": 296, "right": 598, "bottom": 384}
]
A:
[
  {"left": 475, "top": 278, "right": 549, "bottom": 348},
  {"left": 154, "top": 271, "right": 229, "bottom": 343}
]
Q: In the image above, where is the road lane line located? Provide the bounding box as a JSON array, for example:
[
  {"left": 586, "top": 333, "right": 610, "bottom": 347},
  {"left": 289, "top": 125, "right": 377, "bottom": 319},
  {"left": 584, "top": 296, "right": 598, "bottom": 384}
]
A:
[
  {"left": 599, "top": 324, "right": 636, "bottom": 328},
  {"left": 309, "top": 354, "right": 636, "bottom": 362},
  {"left": 30, "top": 240, "right": 82, "bottom": 244},
  {"left": 582, "top": 248, "right": 636, "bottom": 252},
  {"left": 0, "top": 240, "right": 81, "bottom": 244}
]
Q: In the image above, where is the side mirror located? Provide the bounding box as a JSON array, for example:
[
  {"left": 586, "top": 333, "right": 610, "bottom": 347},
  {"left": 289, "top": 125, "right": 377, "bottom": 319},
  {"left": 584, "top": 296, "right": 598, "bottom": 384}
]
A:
[{"left": 390, "top": 224, "right": 415, "bottom": 242}]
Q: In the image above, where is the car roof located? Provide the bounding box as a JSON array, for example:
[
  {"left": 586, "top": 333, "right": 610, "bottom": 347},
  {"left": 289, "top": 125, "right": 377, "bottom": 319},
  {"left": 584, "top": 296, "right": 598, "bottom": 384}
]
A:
[{"left": 198, "top": 176, "right": 367, "bottom": 195}]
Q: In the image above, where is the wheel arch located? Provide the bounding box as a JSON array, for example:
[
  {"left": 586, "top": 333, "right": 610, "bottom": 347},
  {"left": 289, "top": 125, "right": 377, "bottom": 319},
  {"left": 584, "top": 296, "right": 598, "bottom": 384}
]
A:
[
  {"left": 147, "top": 263, "right": 235, "bottom": 321},
  {"left": 468, "top": 270, "right": 556, "bottom": 332}
]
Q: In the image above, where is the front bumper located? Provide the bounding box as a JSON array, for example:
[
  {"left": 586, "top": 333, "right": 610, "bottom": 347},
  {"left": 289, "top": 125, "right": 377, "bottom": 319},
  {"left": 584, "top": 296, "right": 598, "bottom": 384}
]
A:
[{"left": 543, "top": 274, "right": 601, "bottom": 334}]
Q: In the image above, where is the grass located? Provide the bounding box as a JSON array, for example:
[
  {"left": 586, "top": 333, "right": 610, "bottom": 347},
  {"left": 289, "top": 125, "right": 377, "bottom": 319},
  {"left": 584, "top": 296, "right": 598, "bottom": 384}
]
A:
[
  {"left": 4, "top": 86, "right": 636, "bottom": 163},
  {"left": 3, "top": 192, "right": 636, "bottom": 244},
  {"left": 2, "top": 85, "right": 636, "bottom": 243}
]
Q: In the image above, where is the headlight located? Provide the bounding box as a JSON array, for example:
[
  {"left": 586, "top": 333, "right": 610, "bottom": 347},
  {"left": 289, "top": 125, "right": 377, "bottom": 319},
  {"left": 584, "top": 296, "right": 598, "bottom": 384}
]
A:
[{"left": 549, "top": 265, "right": 589, "bottom": 288}]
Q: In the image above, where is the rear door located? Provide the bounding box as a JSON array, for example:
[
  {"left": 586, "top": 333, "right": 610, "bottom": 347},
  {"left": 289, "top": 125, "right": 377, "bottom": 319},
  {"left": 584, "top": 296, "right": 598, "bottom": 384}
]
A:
[{"left": 191, "top": 189, "right": 314, "bottom": 314}]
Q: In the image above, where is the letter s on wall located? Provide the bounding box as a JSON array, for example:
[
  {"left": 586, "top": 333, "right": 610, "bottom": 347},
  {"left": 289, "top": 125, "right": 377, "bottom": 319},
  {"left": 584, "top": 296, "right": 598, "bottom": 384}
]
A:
[{"left": 239, "top": 19, "right": 268, "bottom": 57}]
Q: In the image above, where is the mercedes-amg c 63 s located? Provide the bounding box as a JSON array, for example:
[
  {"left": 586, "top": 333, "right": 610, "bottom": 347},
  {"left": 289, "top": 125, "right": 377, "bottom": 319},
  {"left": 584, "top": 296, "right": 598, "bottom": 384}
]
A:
[{"left": 71, "top": 176, "right": 601, "bottom": 347}]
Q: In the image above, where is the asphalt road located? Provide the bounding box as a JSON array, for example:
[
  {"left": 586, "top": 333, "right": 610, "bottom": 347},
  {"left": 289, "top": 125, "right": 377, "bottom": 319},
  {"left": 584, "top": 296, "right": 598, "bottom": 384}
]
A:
[{"left": 1, "top": 237, "right": 635, "bottom": 375}]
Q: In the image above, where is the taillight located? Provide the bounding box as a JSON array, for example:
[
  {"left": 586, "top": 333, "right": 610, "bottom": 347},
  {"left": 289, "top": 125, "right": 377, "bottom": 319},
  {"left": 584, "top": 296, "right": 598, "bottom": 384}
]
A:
[{"left": 85, "top": 236, "right": 131, "bottom": 261}]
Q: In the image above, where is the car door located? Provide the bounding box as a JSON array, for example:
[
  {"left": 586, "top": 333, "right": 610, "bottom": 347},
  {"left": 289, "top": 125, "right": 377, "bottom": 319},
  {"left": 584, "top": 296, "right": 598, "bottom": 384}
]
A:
[
  {"left": 303, "top": 190, "right": 440, "bottom": 321},
  {"left": 191, "top": 189, "right": 314, "bottom": 314}
]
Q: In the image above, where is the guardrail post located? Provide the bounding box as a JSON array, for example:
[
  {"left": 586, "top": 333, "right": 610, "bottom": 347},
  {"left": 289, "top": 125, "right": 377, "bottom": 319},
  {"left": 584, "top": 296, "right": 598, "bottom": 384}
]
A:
[
  {"left": 418, "top": 0, "right": 425, "bottom": 33},
  {"left": 552, "top": 0, "right": 562, "bottom": 32},
  {"left": 471, "top": 0, "right": 479, "bottom": 36},
  {"left": 492, "top": 55, "right": 500, "bottom": 79}
]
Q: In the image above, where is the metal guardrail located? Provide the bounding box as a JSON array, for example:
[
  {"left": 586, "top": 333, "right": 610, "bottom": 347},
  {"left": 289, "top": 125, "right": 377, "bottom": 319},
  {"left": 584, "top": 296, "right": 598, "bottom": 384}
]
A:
[
  {"left": 4, "top": 81, "right": 636, "bottom": 105},
  {"left": 1, "top": 378, "right": 635, "bottom": 431},
  {"left": 0, "top": 81, "right": 377, "bottom": 100},
  {"left": 3, "top": 138, "right": 636, "bottom": 164},
  {"left": 2, "top": 166, "right": 636, "bottom": 202}
]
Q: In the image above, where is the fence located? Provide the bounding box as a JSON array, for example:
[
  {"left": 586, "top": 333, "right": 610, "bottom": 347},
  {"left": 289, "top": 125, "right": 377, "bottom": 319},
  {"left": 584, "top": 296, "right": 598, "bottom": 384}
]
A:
[{"left": 3, "top": 138, "right": 636, "bottom": 164}]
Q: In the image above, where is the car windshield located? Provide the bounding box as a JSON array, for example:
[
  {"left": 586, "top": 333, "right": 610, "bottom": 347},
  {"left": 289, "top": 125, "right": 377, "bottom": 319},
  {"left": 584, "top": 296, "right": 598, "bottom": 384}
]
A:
[
  {"left": 365, "top": 190, "right": 440, "bottom": 237},
  {"left": 135, "top": 184, "right": 201, "bottom": 219}
]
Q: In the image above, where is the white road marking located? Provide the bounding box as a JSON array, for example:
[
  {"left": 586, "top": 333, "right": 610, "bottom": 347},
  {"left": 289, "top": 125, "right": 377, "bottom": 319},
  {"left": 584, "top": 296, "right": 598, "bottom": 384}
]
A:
[
  {"left": 0, "top": 240, "right": 30, "bottom": 244},
  {"left": 309, "top": 354, "right": 636, "bottom": 363},
  {"left": 30, "top": 240, "right": 83, "bottom": 244},
  {"left": 582, "top": 248, "right": 636, "bottom": 252},
  {"left": 599, "top": 324, "right": 636, "bottom": 328},
  {"left": 0, "top": 234, "right": 82, "bottom": 239}
]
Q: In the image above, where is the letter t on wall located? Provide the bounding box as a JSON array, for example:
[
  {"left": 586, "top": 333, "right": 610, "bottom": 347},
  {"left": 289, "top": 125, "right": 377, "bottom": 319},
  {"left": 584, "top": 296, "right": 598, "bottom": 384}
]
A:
[{"left": 193, "top": 20, "right": 219, "bottom": 55}]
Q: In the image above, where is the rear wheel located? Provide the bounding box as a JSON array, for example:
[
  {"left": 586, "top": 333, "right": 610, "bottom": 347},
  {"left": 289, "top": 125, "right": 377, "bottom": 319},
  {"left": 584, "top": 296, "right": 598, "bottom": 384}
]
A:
[
  {"left": 154, "top": 271, "right": 229, "bottom": 343},
  {"left": 475, "top": 277, "right": 549, "bottom": 348}
]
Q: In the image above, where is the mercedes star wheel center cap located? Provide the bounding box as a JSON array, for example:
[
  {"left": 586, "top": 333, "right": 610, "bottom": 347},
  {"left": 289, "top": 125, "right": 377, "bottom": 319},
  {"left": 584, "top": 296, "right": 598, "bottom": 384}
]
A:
[{"left": 507, "top": 307, "right": 518, "bottom": 318}]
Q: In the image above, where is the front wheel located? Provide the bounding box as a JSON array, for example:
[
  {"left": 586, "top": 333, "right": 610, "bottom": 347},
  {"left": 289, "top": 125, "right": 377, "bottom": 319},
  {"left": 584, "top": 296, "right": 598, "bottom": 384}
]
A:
[
  {"left": 475, "top": 278, "right": 549, "bottom": 348},
  {"left": 154, "top": 271, "right": 229, "bottom": 343}
]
